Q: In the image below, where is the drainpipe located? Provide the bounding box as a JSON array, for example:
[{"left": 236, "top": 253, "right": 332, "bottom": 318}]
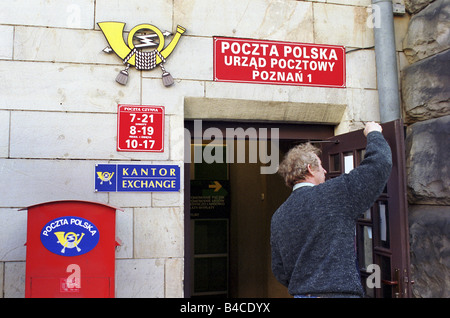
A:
[{"left": 372, "top": 0, "right": 401, "bottom": 123}]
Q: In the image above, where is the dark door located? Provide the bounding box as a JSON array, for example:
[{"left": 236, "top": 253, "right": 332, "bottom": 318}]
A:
[{"left": 321, "top": 119, "right": 411, "bottom": 298}]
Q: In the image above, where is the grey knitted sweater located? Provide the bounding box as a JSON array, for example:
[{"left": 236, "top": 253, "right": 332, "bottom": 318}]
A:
[{"left": 271, "top": 131, "right": 392, "bottom": 297}]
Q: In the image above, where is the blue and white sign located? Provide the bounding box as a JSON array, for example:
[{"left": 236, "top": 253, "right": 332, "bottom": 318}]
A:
[
  {"left": 40, "top": 216, "right": 100, "bottom": 257},
  {"left": 95, "top": 164, "right": 180, "bottom": 192}
]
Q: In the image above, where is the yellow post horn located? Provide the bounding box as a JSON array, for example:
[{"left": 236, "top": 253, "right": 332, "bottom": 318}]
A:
[
  {"left": 97, "top": 22, "right": 186, "bottom": 66},
  {"left": 98, "top": 22, "right": 133, "bottom": 63},
  {"left": 157, "top": 25, "right": 186, "bottom": 63},
  {"left": 54, "top": 232, "right": 66, "bottom": 245}
]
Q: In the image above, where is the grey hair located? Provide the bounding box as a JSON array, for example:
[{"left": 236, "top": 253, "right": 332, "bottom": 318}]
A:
[{"left": 277, "top": 142, "right": 321, "bottom": 188}]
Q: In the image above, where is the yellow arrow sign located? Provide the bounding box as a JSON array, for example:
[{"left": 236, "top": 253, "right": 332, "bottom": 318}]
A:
[{"left": 209, "top": 181, "right": 222, "bottom": 192}]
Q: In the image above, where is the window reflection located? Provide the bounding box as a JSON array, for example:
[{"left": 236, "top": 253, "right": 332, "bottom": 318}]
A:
[{"left": 344, "top": 152, "right": 354, "bottom": 173}]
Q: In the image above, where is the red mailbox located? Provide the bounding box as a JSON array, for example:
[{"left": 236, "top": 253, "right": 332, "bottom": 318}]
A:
[{"left": 20, "top": 200, "right": 122, "bottom": 298}]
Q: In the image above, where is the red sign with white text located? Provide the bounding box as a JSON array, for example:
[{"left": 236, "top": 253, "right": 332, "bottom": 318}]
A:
[
  {"left": 117, "top": 105, "right": 164, "bottom": 152},
  {"left": 214, "top": 37, "right": 346, "bottom": 88}
]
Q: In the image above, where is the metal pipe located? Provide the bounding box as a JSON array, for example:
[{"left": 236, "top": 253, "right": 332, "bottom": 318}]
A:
[{"left": 372, "top": 0, "right": 401, "bottom": 123}]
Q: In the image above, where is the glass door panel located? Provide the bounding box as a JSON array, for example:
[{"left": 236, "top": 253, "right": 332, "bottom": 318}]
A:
[
  {"left": 378, "top": 201, "right": 390, "bottom": 248},
  {"left": 192, "top": 219, "right": 229, "bottom": 297}
]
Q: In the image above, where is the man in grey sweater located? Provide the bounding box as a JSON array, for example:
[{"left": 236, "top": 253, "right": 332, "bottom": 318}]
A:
[{"left": 271, "top": 122, "right": 392, "bottom": 298}]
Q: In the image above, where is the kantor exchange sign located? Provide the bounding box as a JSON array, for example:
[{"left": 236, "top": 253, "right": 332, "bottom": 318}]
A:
[{"left": 214, "top": 37, "right": 346, "bottom": 88}]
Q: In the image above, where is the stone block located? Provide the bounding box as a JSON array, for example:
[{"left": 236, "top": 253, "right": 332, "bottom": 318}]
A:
[
  {"left": 165, "top": 258, "right": 184, "bottom": 297},
  {"left": 0, "top": 25, "right": 14, "bottom": 59},
  {"left": 0, "top": 158, "right": 107, "bottom": 208},
  {"left": 10, "top": 110, "right": 170, "bottom": 160},
  {"left": 313, "top": 3, "right": 374, "bottom": 47},
  {"left": 405, "top": 0, "right": 437, "bottom": 14},
  {"left": 401, "top": 50, "right": 450, "bottom": 123},
  {"left": 409, "top": 204, "right": 450, "bottom": 298},
  {"left": 95, "top": 0, "right": 172, "bottom": 32},
  {"left": 288, "top": 86, "right": 347, "bottom": 105},
  {"left": 345, "top": 49, "right": 377, "bottom": 89},
  {"left": 169, "top": 115, "right": 186, "bottom": 162},
  {"left": 4, "top": 262, "right": 25, "bottom": 298},
  {"left": 115, "top": 208, "right": 133, "bottom": 259},
  {"left": 142, "top": 78, "right": 205, "bottom": 116},
  {"left": 403, "top": 0, "right": 450, "bottom": 63},
  {"left": 134, "top": 207, "right": 183, "bottom": 258},
  {"left": 0, "top": 0, "right": 94, "bottom": 29},
  {"left": 146, "top": 36, "right": 212, "bottom": 82},
  {"left": 0, "top": 61, "right": 140, "bottom": 113},
  {"left": 109, "top": 192, "right": 152, "bottom": 209},
  {"left": 346, "top": 88, "right": 380, "bottom": 122},
  {"left": 184, "top": 97, "right": 346, "bottom": 124},
  {"left": 327, "top": 0, "right": 371, "bottom": 6},
  {"left": 205, "top": 81, "right": 289, "bottom": 102},
  {"left": 334, "top": 87, "right": 379, "bottom": 135},
  {"left": 405, "top": 115, "right": 450, "bottom": 205},
  {"left": 0, "top": 111, "right": 9, "bottom": 158},
  {"left": 115, "top": 258, "right": 164, "bottom": 297},
  {"left": 174, "top": 0, "right": 314, "bottom": 42},
  {"left": 0, "top": 209, "right": 27, "bottom": 261},
  {"left": 14, "top": 26, "right": 118, "bottom": 65},
  {"left": 10, "top": 111, "right": 114, "bottom": 159},
  {"left": 152, "top": 191, "right": 184, "bottom": 208}
]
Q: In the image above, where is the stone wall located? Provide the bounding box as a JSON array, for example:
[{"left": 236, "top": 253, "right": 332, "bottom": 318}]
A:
[
  {"left": 0, "top": 0, "right": 185, "bottom": 298},
  {"left": 402, "top": 0, "right": 450, "bottom": 298}
]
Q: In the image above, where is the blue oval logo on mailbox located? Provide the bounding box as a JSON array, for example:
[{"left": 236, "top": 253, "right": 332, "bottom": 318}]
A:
[{"left": 40, "top": 216, "right": 100, "bottom": 257}]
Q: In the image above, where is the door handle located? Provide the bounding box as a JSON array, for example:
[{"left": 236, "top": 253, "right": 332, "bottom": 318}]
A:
[
  {"left": 381, "top": 268, "right": 401, "bottom": 297},
  {"left": 381, "top": 279, "right": 398, "bottom": 285}
]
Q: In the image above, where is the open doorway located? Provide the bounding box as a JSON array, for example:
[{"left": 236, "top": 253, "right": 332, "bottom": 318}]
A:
[
  {"left": 184, "top": 119, "right": 411, "bottom": 298},
  {"left": 184, "top": 121, "right": 334, "bottom": 298}
]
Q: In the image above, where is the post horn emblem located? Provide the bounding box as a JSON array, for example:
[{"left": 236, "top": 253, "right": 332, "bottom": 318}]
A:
[
  {"left": 54, "top": 231, "right": 85, "bottom": 254},
  {"left": 97, "top": 171, "right": 114, "bottom": 185},
  {"left": 98, "top": 22, "right": 186, "bottom": 86}
]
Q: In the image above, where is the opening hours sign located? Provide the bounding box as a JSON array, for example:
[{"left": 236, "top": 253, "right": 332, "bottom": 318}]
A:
[
  {"left": 117, "top": 104, "right": 164, "bottom": 152},
  {"left": 213, "top": 37, "right": 346, "bottom": 88}
]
